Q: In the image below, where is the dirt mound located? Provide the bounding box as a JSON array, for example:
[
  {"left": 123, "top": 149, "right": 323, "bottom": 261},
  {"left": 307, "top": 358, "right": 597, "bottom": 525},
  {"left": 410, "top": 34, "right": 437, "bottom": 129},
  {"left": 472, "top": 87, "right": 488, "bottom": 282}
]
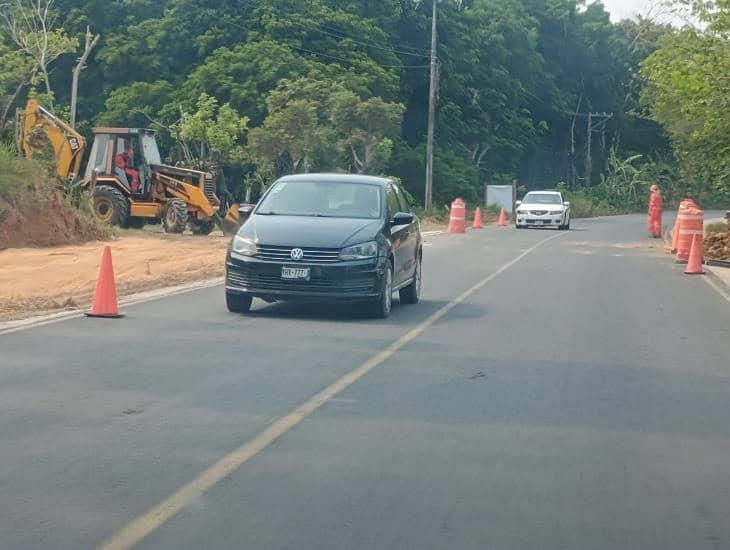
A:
[
  {"left": 705, "top": 230, "right": 730, "bottom": 261},
  {"left": 0, "top": 185, "right": 108, "bottom": 250}
]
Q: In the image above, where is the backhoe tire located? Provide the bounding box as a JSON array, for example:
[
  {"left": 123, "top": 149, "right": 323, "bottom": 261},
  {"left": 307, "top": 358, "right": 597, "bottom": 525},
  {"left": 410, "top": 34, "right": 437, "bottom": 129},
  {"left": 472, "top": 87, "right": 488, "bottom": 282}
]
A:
[
  {"left": 163, "top": 199, "right": 188, "bottom": 234},
  {"left": 191, "top": 219, "right": 216, "bottom": 236},
  {"left": 127, "top": 217, "right": 147, "bottom": 229},
  {"left": 93, "top": 185, "right": 130, "bottom": 227}
]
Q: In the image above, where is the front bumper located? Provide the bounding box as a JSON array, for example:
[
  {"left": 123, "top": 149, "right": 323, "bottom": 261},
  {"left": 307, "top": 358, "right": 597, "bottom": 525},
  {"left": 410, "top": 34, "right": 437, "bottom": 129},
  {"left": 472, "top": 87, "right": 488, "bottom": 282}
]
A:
[
  {"left": 516, "top": 213, "right": 564, "bottom": 227},
  {"left": 226, "top": 252, "right": 386, "bottom": 300}
]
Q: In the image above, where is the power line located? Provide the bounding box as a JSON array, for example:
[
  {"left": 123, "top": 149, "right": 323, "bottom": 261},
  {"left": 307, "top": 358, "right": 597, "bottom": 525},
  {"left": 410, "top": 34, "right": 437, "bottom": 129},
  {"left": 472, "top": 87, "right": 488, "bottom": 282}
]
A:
[
  {"left": 301, "top": 22, "right": 431, "bottom": 57},
  {"left": 291, "top": 46, "right": 430, "bottom": 69},
  {"left": 212, "top": 17, "right": 431, "bottom": 70}
]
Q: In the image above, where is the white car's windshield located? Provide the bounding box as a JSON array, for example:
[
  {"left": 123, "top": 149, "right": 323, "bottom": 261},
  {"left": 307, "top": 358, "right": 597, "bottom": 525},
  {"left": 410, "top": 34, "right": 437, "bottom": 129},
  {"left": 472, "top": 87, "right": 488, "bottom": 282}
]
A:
[
  {"left": 523, "top": 193, "right": 562, "bottom": 205},
  {"left": 257, "top": 180, "right": 382, "bottom": 219}
]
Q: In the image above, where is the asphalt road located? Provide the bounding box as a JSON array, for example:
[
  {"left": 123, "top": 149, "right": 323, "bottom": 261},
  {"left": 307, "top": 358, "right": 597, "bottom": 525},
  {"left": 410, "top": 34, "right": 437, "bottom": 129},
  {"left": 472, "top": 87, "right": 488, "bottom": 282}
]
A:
[{"left": 2, "top": 214, "right": 729, "bottom": 550}]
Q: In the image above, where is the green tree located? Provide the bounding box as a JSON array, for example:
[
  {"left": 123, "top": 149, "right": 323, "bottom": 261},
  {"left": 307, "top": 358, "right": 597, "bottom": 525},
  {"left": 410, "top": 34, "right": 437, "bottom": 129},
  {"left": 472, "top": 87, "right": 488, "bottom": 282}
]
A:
[
  {"left": 330, "top": 92, "right": 405, "bottom": 174},
  {"left": 642, "top": 0, "right": 730, "bottom": 198},
  {"left": 0, "top": 0, "right": 77, "bottom": 109},
  {"left": 174, "top": 93, "right": 249, "bottom": 168}
]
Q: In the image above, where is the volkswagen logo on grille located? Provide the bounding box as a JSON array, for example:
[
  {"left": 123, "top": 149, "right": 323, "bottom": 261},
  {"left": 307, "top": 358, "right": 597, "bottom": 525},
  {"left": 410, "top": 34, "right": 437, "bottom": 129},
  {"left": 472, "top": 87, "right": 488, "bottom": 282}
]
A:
[{"left": 290, "top": 248, "right": 304, "bottom": 261}]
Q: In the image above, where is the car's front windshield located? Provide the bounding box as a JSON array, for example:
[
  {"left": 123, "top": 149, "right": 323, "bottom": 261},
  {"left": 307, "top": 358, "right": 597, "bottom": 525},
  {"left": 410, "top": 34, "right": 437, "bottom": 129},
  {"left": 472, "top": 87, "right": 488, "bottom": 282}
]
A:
[
  {"left": 257, "top": 180, "right": 382, "bottom": 219},
  {"left": 523, "top": 193, "right": 562, "bottom": 205}
]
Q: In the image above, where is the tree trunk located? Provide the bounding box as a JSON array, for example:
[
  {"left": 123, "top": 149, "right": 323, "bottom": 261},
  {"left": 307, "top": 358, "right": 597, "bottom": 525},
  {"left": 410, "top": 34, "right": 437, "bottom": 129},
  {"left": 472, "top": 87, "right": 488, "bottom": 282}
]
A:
[
  {"left": 41, "top": 66, "right": 54, "bottom": 111},
  {"left": 0, "top": 73, "right": 31, "bottom": 130},
  {"left": 71, "top": 29, "right": 100, "bottom": 128}
]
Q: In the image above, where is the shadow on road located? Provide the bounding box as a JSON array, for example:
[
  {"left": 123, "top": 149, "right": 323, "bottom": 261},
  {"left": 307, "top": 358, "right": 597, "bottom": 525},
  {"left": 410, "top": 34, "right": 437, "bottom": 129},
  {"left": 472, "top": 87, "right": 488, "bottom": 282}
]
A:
[{"left": 239, "top": 298, "right": 452, "bottom": 324}]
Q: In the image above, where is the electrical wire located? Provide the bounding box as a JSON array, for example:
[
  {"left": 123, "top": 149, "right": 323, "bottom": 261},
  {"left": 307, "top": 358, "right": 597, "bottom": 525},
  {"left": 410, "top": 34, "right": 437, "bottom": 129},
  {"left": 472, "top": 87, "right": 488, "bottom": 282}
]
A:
[
  {"left": 292, "top": 20, "right": 431, "bottom": 58},
  {"left": 291, "top": 46, "right": 431, "bottom": 69}
]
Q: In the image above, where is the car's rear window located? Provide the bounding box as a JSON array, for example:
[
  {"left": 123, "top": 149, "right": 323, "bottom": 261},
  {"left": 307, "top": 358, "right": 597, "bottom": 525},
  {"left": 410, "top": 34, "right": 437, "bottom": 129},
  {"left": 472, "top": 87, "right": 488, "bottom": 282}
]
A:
[
  {"left": 523, "top": 193, "right": 562, "bottom": 205},
  {"left": 257, "top": 181, "right": 382, "bottom": 219}
]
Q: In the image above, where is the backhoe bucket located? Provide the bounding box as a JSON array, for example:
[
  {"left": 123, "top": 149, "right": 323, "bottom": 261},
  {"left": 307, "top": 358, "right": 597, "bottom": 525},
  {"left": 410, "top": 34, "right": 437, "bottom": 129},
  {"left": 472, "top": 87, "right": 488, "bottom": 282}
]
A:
[{"left": 217, "top": 204, "right": 242, "bottom": 234}]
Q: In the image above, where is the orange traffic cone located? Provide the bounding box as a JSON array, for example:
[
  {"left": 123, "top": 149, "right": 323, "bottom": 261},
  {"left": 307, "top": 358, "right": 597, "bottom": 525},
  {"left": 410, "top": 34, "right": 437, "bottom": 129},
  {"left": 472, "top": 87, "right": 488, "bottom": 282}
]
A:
[
  {"left": 86, "top": 246, "right": 123, "bottom": 318},
  {"left": 472, "top": 207, "right": 484, "bottom": 229},
  {"left": 684, "top": 234, "right": 705, "bottom": 275},
  {"left": 497, "top": 208, "right": 508, "bottom": 227},
  {"left": 670, "top": 214, "right": 680, "bottom": 253}
]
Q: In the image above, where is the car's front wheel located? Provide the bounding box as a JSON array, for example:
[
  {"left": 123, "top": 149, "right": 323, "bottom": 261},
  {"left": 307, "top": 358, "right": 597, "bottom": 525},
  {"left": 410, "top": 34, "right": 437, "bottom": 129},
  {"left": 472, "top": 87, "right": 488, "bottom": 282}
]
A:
[
  {"left": 226, "top": 292, "right": 253, "bottom": 313},
  {"left": 371, "top": 262, "right": 393, "bottom": 319},
  {"left": 399, "top": 255, "right": 422, "bottom": 305}
]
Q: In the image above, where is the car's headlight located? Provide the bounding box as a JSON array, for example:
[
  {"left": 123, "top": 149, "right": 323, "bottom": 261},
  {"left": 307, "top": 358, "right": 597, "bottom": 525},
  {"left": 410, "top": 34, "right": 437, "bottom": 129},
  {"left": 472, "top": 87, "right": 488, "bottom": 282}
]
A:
[
  {"left": 517, "top": 209, "right": 528, "bottom": 215},
  {"left": 339, "top": 241, "right": 378, "bottom": 261},
  {"left": 553, "top": 210, "right": 564, "bottom": 216},
  {"left": 232, "top": 236, "right": 257, "bottom": 256}
]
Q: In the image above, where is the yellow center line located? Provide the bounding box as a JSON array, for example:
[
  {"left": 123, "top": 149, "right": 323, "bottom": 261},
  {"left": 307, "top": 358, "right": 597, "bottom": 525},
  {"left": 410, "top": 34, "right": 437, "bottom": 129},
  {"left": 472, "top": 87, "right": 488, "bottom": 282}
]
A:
[{"left": 99, "top": 231, "right": 565, "bottom": 550}]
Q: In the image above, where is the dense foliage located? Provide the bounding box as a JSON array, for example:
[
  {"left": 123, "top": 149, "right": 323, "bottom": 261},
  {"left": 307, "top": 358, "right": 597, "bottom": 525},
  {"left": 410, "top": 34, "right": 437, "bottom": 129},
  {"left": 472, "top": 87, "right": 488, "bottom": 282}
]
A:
[{"left": 0, "top": 0, "right": 726, "bottom": 208}]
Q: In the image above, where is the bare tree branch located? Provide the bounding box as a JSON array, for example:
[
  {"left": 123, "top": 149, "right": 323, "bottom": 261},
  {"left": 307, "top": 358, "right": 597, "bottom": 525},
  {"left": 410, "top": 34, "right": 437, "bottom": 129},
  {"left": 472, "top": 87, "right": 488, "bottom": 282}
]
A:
[{"left": 70, "top": 25, "right": 100, "bottom": 127}]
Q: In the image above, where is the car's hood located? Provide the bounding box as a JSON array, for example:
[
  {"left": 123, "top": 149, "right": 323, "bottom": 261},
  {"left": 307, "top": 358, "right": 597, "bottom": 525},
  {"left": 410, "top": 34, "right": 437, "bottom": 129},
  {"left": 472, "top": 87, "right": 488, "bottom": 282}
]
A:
[
  {"left": 520, "top": 204, "right": 565, "bottom": 211},
  {"left": 240, "top": 215, "right": 383, "bottom": 248}
]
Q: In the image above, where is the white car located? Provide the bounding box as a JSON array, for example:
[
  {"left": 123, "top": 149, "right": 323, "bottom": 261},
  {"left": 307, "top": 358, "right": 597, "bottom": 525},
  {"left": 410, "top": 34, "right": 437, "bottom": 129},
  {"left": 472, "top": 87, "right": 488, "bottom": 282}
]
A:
[{"left": 515, "top": 191, "right": 571, "bottom": 230}]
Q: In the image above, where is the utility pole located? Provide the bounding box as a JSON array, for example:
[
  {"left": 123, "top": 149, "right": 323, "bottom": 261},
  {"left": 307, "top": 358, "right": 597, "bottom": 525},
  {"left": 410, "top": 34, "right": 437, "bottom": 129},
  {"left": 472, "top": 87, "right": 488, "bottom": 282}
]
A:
[
  {"left": 585, "top": 112, "right": 592, "bottom": 187},
  {"left": 424, "top": 0, "right": 438, "bottom": 209},
  {"left": 573, "top": 111, "right": 613, "bottom": 187}
]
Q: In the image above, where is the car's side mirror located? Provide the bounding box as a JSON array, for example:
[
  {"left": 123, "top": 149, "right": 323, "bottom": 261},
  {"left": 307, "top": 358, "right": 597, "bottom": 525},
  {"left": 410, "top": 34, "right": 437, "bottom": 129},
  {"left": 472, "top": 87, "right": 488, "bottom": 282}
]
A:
[
  {"left": 564, "top": 201, "right": 571, "bottom": 208},
  {"left": 238, "top": 204, "right": 255, "bottom": 220},
  {"left": 391, "top": 212, "right": 415, "bottom": 226},
  {"left": 515, "top": 200, "right": 522, "bottom": 207}
]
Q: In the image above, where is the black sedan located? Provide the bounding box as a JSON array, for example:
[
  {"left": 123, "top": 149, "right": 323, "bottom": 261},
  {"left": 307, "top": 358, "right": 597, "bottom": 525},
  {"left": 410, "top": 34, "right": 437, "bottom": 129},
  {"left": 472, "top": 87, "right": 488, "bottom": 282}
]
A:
[{"left": 225, "top": 174, "right": 423, "bottom": 318}]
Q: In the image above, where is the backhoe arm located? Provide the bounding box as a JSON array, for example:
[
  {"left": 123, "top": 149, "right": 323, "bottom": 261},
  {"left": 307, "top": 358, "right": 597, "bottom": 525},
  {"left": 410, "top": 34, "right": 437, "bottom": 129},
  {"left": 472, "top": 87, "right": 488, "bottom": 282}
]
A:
[{"left": 16, "top": 100, "right": 87, "bottom": 181}]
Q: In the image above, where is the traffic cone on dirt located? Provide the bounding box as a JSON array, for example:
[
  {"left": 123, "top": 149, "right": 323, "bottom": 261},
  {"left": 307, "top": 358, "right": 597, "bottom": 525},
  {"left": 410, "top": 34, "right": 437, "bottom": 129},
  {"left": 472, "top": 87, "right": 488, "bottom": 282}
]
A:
[
  {"left": 86, "top": 246, "right": 123, "bottom": 318},
  {"left": 472, "top": 207, "right": 484, "bottom": 229},
  {"left": 497, "top": 208, "right": 508, "bottom": 227},
  {"left": 684, "top": 234, "right": 705, "bottom": 275}
]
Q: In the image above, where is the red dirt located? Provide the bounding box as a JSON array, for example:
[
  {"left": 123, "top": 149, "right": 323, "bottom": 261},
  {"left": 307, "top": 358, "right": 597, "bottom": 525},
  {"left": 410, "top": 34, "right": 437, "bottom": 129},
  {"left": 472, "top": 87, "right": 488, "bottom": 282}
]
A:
[{"left": 0, "top": 188, "right": 107, "bottom": 250}]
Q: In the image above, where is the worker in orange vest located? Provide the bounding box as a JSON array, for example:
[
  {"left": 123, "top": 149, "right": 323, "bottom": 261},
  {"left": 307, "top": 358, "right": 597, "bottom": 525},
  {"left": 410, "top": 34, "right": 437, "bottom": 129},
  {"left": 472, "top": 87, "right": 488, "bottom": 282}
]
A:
[{"left": 648, "top": 184, "right": 663, "bottom": 238}]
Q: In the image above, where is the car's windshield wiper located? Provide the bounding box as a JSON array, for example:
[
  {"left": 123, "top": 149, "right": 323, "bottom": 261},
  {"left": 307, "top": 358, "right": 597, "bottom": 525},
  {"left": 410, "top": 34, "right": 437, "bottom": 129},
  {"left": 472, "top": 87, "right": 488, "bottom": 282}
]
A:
[{"left": 257, "top": 211, "right": 280, "bottom": 216}]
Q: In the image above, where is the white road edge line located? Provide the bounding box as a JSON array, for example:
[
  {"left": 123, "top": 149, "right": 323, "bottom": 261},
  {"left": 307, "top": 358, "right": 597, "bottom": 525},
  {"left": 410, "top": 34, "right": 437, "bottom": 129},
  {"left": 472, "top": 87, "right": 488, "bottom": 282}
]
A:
[
  {"left": 0, "top": 278, "right": 224, "bottom": 336},
  {"left": 99, "top": 231, "right": 565, "bottom": 550},
  {"left": 703, "top": 272, "right": 730, "bottom": 304}
]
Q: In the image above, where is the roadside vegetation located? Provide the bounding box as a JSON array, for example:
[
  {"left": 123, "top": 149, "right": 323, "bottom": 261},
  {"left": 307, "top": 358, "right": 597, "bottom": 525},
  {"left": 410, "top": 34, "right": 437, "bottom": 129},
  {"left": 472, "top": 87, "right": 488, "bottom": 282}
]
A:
[{"left": 0, "top": 0, "right": 727, "bottom": 222}]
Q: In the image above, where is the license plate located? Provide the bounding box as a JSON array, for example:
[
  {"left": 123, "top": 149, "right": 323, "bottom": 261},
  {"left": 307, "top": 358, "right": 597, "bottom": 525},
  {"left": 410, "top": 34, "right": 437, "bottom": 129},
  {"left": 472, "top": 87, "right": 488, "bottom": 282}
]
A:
[{"left": 281, "top": 267, "right": 310, "bottom": 280}]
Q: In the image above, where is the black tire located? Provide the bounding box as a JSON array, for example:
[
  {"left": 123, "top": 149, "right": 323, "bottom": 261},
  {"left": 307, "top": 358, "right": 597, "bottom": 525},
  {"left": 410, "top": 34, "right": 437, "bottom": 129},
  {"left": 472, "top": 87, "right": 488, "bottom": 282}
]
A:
[
  {"left": 93, "top": 185, "right": 129, "bottom": 227},
  {"left": 127, "top": 217, "right": 147, "bottom": 229},
  {"left": 226, "top": 292, "right": 253, "bottom": 313},
  {"left": 191, "top": 219, "right": 216, "bottom": 235},
  {"left": 399, "top": 255, "right": 422, "bottom": 305},
  {"left": 163, "top": 199, "right": 188, "bottom": 234},
  {"left": 371, "top": 262, "right": 393, "bottom": 319}
]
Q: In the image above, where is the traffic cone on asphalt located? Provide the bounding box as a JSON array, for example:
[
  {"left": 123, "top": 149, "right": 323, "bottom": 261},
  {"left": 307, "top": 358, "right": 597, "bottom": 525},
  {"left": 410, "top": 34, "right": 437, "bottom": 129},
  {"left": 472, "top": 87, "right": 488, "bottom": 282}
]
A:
[
  {"left": 472, "top": 207, "right": 484, "bottom": 229},
  {"left": 497, "top": 208, "right": 508, "bottom": 227},
  {"left": 86, "top": 246, "right": 123, "bottom": 318},
  {"left": 684, "top": 234, "right": 705, "bottom": 275}
]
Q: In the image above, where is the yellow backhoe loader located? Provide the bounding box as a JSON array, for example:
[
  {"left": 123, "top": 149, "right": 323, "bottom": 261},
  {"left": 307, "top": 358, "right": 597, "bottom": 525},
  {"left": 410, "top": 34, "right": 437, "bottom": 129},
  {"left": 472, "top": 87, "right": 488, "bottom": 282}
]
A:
[{"left": 16, "top": 100, "right": 241, "bottom": 233}]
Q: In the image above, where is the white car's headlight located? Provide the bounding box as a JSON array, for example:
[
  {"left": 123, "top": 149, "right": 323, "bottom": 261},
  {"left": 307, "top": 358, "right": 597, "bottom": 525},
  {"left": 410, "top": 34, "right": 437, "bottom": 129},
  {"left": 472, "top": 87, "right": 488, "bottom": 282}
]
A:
[
  {"left": 553, "top": 210, "right": 564, "bottom": 216},
  {"left": 232, "top": 236, "right": 257, "bottom": 256},
  {"left": 339, "top": 241, "right": 378, "bottom": 261},
  {"left": 517, "top": 209, "right": 528, "bottom": 215}
]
